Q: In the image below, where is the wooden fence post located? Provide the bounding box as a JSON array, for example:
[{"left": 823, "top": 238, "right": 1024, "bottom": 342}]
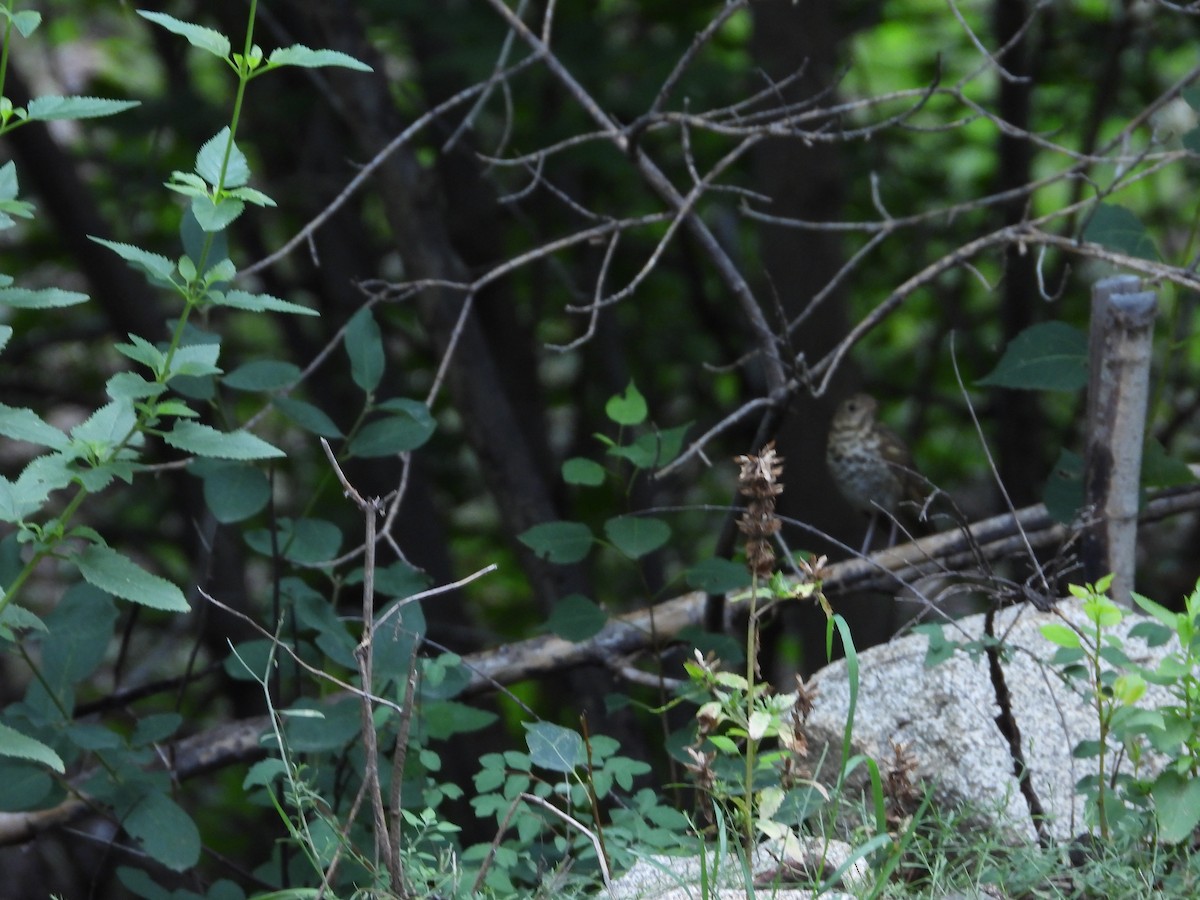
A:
[{"left": 1081, "top": 275, "right": 1157, "bottom": 607}]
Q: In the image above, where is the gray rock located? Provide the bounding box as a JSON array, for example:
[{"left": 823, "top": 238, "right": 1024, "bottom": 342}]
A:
[{"left": 805, "top": 598, "right": 1175, "bottom": 842}]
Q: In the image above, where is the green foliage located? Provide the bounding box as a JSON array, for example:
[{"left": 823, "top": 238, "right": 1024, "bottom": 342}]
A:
[
  {"left": 977, "top": 321, "right": 1089, "bottom": 391},
  {"left": 1042, "top": 577, "right": 1200, "bottom": 847}
]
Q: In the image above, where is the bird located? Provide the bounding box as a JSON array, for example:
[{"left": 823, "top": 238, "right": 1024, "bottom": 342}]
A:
[{"left": 826, "top": 393, "right": 928, "bottom": 553}]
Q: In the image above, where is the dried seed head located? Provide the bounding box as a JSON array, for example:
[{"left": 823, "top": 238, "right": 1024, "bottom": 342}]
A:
[{"left": 733, "top": 441, "right": 784, "bottom": 577}]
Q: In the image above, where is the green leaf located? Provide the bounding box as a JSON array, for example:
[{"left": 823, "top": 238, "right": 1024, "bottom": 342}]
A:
[
  {"left": 348, "top": 402, "right": 436, "bottom": 456},
  {"left": 0, "top": 402, "right": 70, "bottom": 450},
  {"left": 190, "top": 195, "right": 244, "bottom": 232},
  {"left": 107, "top": 372, "right": 166, "bottom": 401},
  {"left": 373, "top": 561, "right": 433, "bottom": 598},
  {"left": 1039, "top": 622, "right": 1080, "bottom": 648},
  {"left": 75, "top": 544, "right": 189, "bottom": 612},
  {"left": 345, "top": 308, "right": 384, "bottom": 393},
  {"left": 196, "top": 127, "right": 249, "bottom": 188},
  {"left": 0, "top": 602, "right": 47, "bottom": 637},
  {"left": 607, "top": 422, "right": 691, "bottom": 468},
  {"left": 225, "top": 186, "right": 275, "bottom": 207},
  {"left": 245, "top": 518, "right": 342, "bottom": 565},
  {"left": 23, "top": 584, "right": 117, "bottom": 716},
  {"left": 223, "top": 639, "right": 275, "bottom": 682},
  {"left": 1083, "top": 203, "right": 1160, "bottom": 261},
  {"left": 164, "top": 421, "right": 285, "bottom": 460},
  {"left": 137, "top": 11, "right": 231, "bottom": 59},
  {"left": 123, "top": 791, "right": 201, "bottom": 871},
  {"left": 24, "top": 96, "right": 139, "bottom": 121},
  {"left": 132, "top": 713, "right": 183, "bottom": 746},
  {"left": 517, "top": 521, "right": 593, "bottom": 564},
  {"left": 197, "top": 461, "right": 271, "bottom": 524},
  {"left": 211, "top": 289, "right": 317, "bottom": 316},
  {"left": 273, "top": 396, "right": 343, "bottom": 438},
  {"left": 1152, "top": 770, "right": 1200, "bottom": 843},
  {"left": 423, "top": 700, "right": 499, "bottom": 740},
  {"left": 562, "top": 457, "right": 606, "bottom": 486},
  {"left": 267, "top": 45, "right": 373, "bottom": 72},
  {"left": 114, "top": 333, "right": 167, "bottom": 375},
  {"left": 977, "top": 321, "right": 1088, "bottom": 391},
  {"left": 0, "top": 286, "right": 89, "bottom": 308},
  {"left": 222, "top": 360, "right": 300, "bottom": 391},
  {"left": 1043, "top": 449, "right": 1083, "bottom": 524},
  {"left": 0, "top": 722, "right": 64, "bottom": 773},
  {"left": 547, "top": 594, "right": 608, "bottom": 642},
  {"left": 605, "top": 381, "right": 648, "bottom": 426},
  {"left": 70, "top": 399, "right": 137, "bottom": 450},
  {"left": 1142, "top": 437, "right": 1198, "bottom": 489},
  {"left": 90, "top": 237, "right": 175, "bottom": 286},
  {"left": 9, "top": 9, "right": 41, "bottom": 37},
  {"left": 686, "top": 558, "right": 752, "bottom": 594},
  {"left": 167, "top": 343, "right": 222, "bottom": 380},
  {"left": 284, "top": 698, "right": 360, "bottom": 752},
  {"left": 604, "top": 515, "right": 671, "bottom": 559},
  {"left": 0, "top": 325, "right": 11, "bottom": 353},
  {"left": 0, "top": 457, "right": 73, "bottom": 522},
  {"left": 525, "top": 722, "right": 585, "bottom": 773},
  {"left": 373, "top": 601, "right": 425, "bottom": 682}
]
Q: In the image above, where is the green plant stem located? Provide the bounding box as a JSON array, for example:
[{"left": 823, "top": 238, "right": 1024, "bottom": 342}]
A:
[
  {"left": 0, "top": 2, "right": 12, "bottom": 101},
  {"left": 743, "top": 571, "right": 758, "bottom": 856}
]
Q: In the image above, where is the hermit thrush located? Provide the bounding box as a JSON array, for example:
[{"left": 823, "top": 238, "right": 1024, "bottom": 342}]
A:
[{"left": 826, "top": 393, "right": 927, "bottom": 551}]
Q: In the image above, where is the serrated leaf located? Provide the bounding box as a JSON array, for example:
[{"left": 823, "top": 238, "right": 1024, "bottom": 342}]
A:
[
  {"left": 75, "top": 544, "right": 188, "bottom": 612},
  {"left": 547, "top": 594, "right": 608, "bottom": 642},
  {"left": 977, "top": 321, "right": 1087, "bottom": 391},
  {"left": 137, "top": 11, "right": 231, "bottom": 59},
  {"left": 562, "top": 457, "right": 606, "bottom": 486},
  {"left": 167, "top": 343, "right": 222, "bottom": 380},
  {"left": 223, "top": 360, "right": 300, "bottom": 391},
  {"left": 225, "top": 186, "right": 275, "bottom": 207},
  {"left": 0, "top": 286, "right": 89, "bottom": 308},
  {"left": 106, "top": 372, "right": 166, "bottom": 401},
  {"left": 114, "top": 333, "right": 167, "bottom": 375},
  {"left": 267, "top": 45, "right": 372, "bottom": 72},
  {"left": 344, "top": 307, "right": 384, "bottom": 393},
  {"left": 164, "top": 421, "right": 285, "bottom": 460},
  {"left": 273, "top": 396, "right": 342, "bottom": 438},
  {"left": 190, "top": 195, "right": 244, "bottom": 232},
  {"left": 0, "top": 403, "right": 70, "bottom": 450},
  {"left": 606, "top": 381, "right": 648, "bottom": 426},
  {"left": 70, "top": 399, "right": 137, "bottom": 448},
  {"left": 0, "top": 722, "right": 64, "bottom": 773},
  {"left": 525, "top": 722, "right": 585, "bottom": 773},
  {"left": 24, "top": 96, "right": 139, "bottom": 121},
  {"left": 604, "top": 515, "right": 671, "bottom": 559},
  {"left": 210, "top": 289, "right": 318, "bottom": 316},
  {"left": 517, "top": 521, "right": 593, "bottom": 564},
  {"left": 196, "top": 127, "right": 249, "bottom": 189},
  {"left": 0, "top": 603, "right": 47, "bottom": 636},
  {"left": 687, "top": 558, "right": 753, "bottom": 593},
  {"left": 123, "top": 791, "right": 201, "bottom": 871},
  {"left": 90, "top": 237, "right": 175, "bottom": 286},
  {"left": 1083, "top": 203, "right": 1160, "bottom": 261}
]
